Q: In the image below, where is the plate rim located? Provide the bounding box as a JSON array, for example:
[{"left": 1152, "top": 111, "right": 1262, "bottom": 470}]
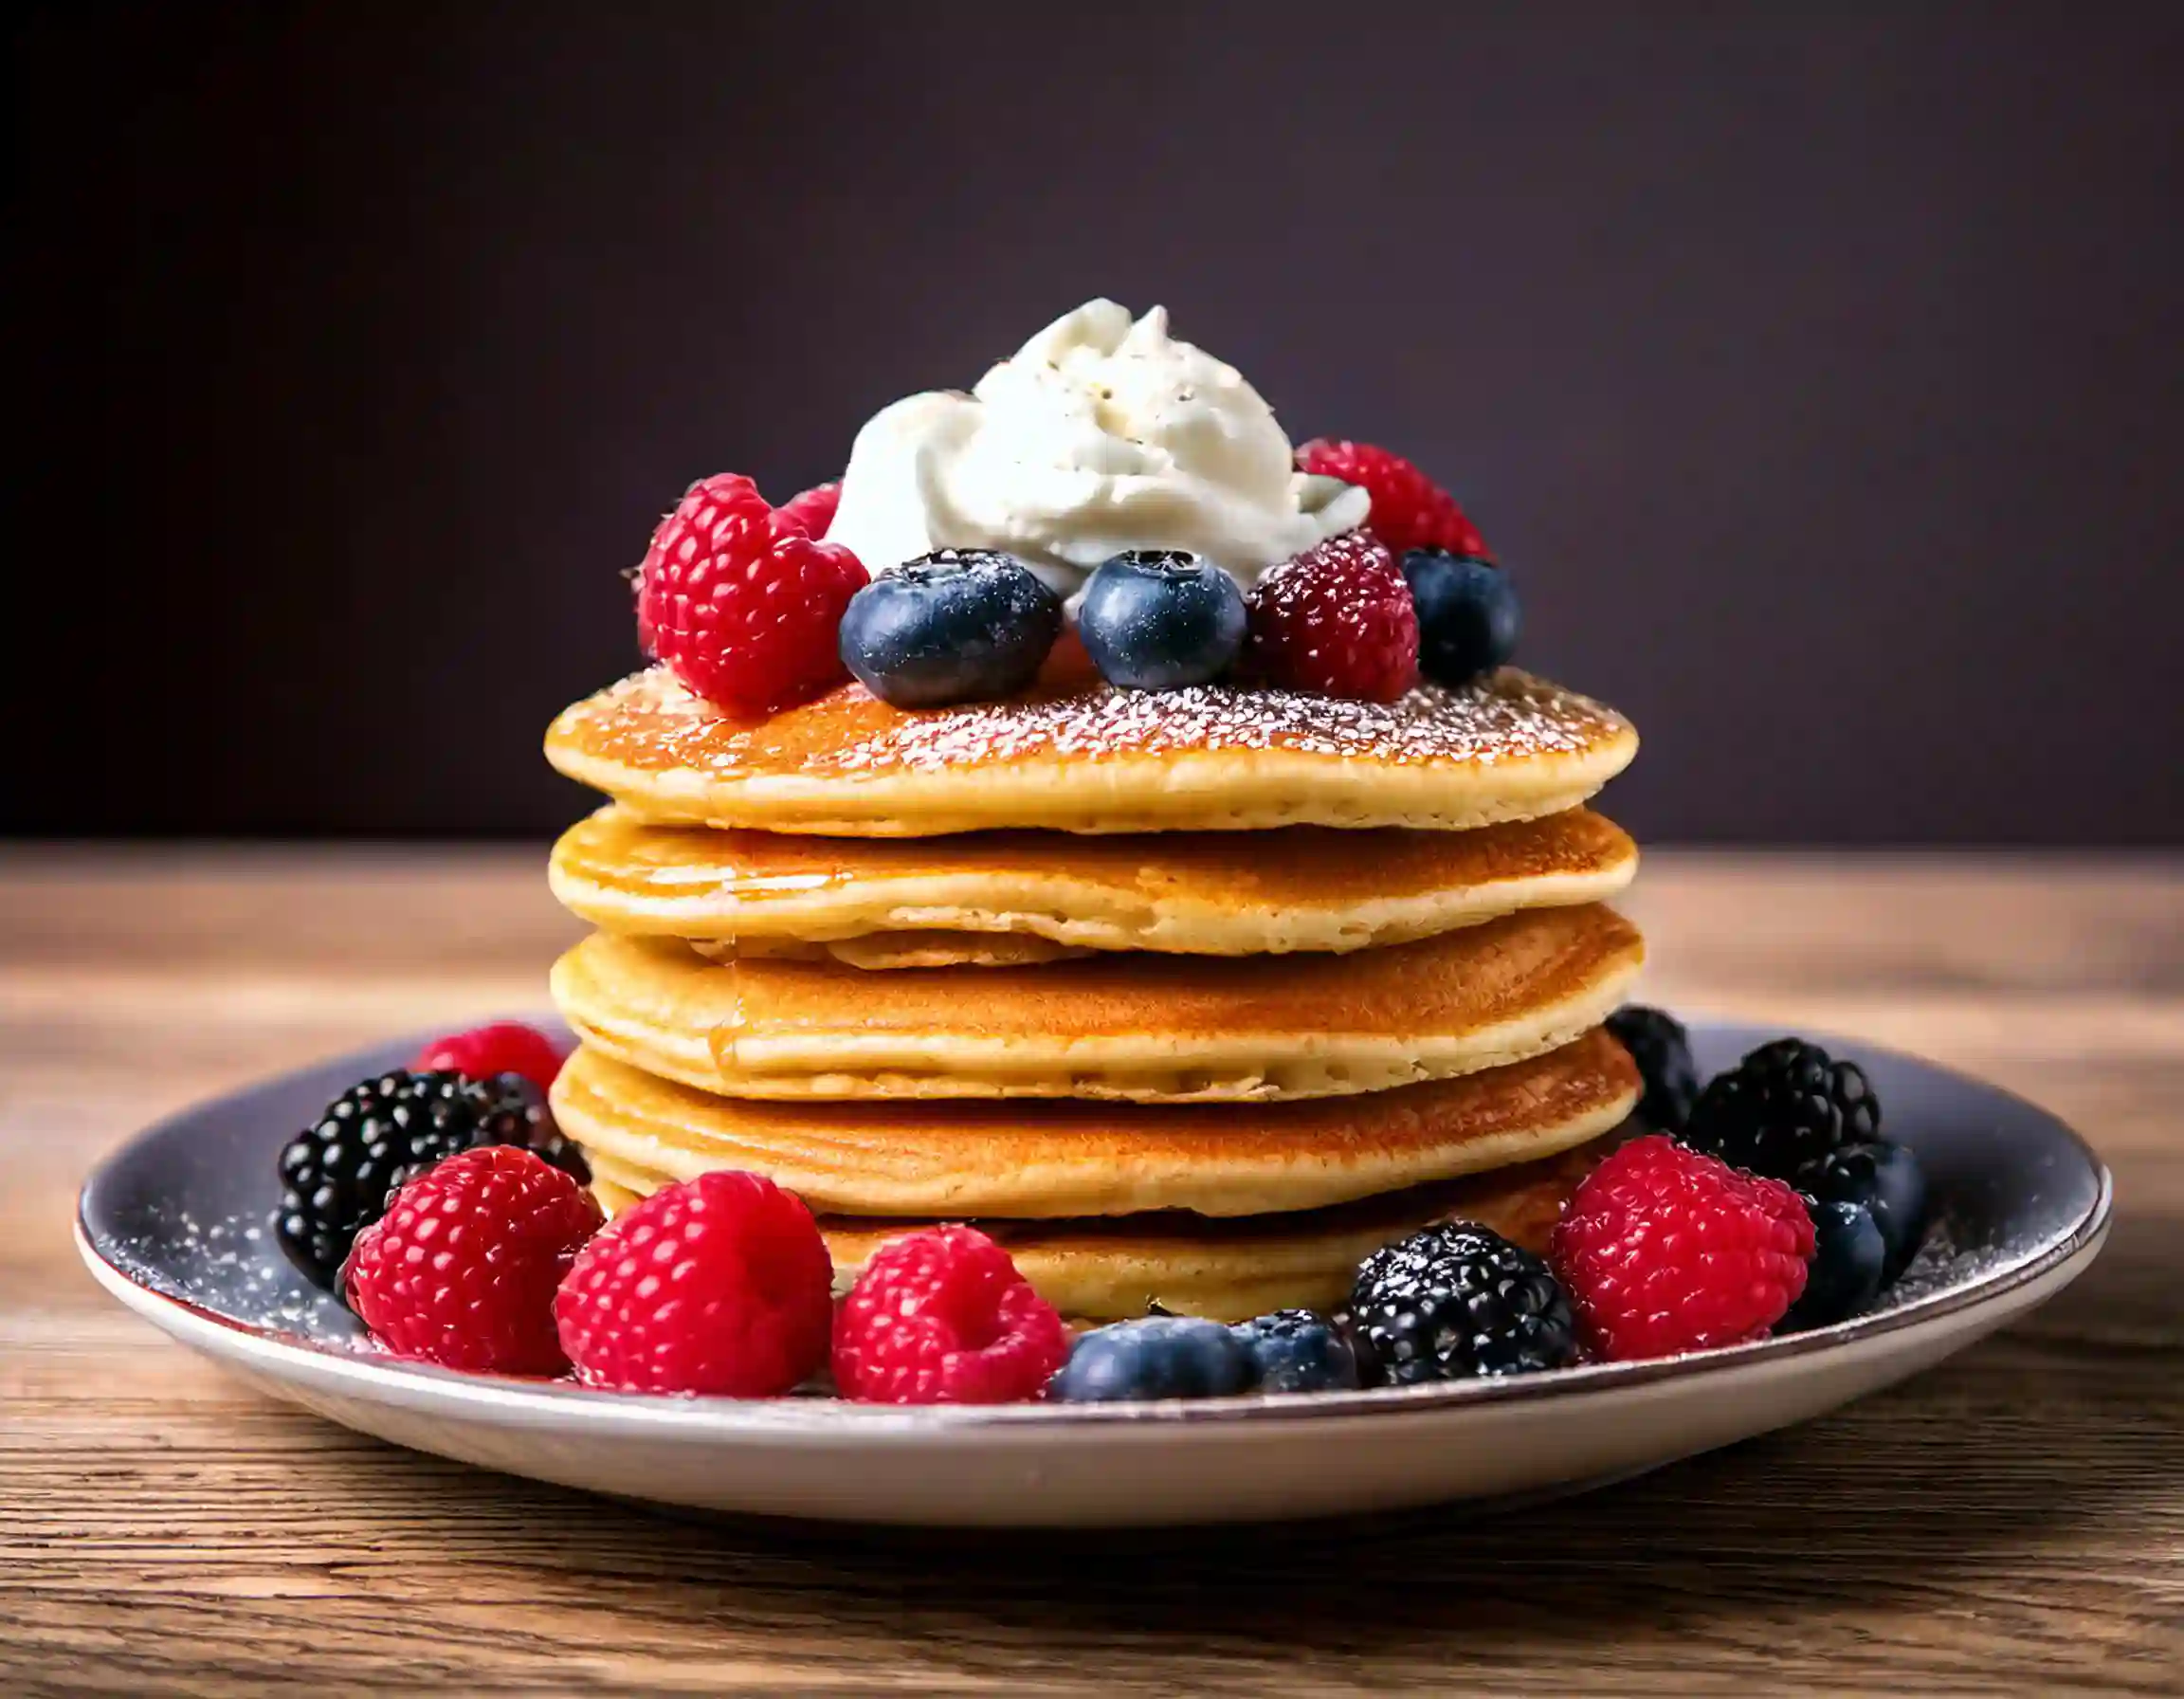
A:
[{"left": 75, "top": 1018, "right": 2116, "bottom": 1435}]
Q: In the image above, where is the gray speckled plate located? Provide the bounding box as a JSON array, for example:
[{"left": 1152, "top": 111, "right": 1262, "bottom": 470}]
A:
[{"left": 78, "top": 1020, "right": 2109, "bottom": 1527}]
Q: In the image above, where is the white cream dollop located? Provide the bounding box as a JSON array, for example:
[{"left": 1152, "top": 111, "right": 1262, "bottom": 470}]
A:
[{"left": 824, "top": 299, "right": 1368, "bottom": 595}]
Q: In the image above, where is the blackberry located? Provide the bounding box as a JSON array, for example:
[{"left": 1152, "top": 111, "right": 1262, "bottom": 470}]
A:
[
  {"left": 1347, "top": 1223, "right": 1578, "bottom": 1383},
  {"left": 1683, "top": 1037, "right": 1880, "bottom": 1183},
  {"left": 1605, "top": 1003, "right": 1699, "bottom": 1131},
  {"left": 1230, "top": 1308, "right": 1360, "bottom": 1394},
  {"left": 274, "top": 1069, "right": 582, "bottom": 1289}
]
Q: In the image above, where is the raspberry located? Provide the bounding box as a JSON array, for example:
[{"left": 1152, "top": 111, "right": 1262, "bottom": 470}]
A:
[
  {"left": 344, "top": 1145, "right": 603, "bottom": 1376},
  {"left": 832, "top": 1226, "right": 1069, "bottom": 1405},
  {"left": 554, "top": 1170, "right": 833, "bottom": 1397},
  {"left": 634, "top": 472, "right": 867, "bottom": 715},
  {"left": 1549, "top": 1134, "right": 1815, "bottom": 1361},
  {"left": 775, "top": 480, "right": 841, "bottom": 538},
  {"left": 412, "top": 1022, "right": 568, "bottom": 1094},
  {"left": 1296, "top": 439, "right": 1488, "bottom": 559},
  {"left": 1245, "top": 531, "right": 1419, "bottom": 702}
]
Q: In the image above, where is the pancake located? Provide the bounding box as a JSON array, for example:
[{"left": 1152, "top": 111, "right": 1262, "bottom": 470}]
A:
[
  {"left": 551, "top": 805, "right": 1637, "bottom": 959},
  {"left": 584, "top": 1136, "right": 1611, "bottom": 1322},
  {"left": 553, "top": 1029, "right": 1637, "bottom": 1218},
  {"left": 544, "top": 659, "right": 1637, "bottom": 837},
  {"left": 691, "top": 932, "right": 1093, "bottom": 970},
  {"left": 550, "top": 904, "right": 1645, "bottom": 1102}
]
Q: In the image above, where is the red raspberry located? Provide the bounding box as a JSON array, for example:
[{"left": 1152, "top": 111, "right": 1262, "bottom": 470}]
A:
[
  {"left": 635, "top": 472, "right": 867, "bottom": 715},
  {"left": 775, "top": 480, "right": 841, "bottom": 538},
  {"left": 554, "top": 1171, "right": 833, "bottom": 1397},
  {"left": 1245, "top": 531, "right": 1420, "bottom": 702},
  {"left": 832, "top": 1226, "right": 1069, "bottom": 1405},
  {"left": 1296, "top": 439, "right": 1488, "bottom": 559},
  {"left": 1549, "top": 1134, "right": 1815, "bottom": 1361},
  {"left": 344, "top": 1145, "right": 603, "bottom": 1376},
  {"left": 412, "top": 1021, "right": 567, "bottom": 1093}
]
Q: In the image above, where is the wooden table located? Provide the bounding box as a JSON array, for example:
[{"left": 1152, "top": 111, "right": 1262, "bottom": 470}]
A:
[{"left": 4, "top": 849, "right": 2180, "bottom": 1695}]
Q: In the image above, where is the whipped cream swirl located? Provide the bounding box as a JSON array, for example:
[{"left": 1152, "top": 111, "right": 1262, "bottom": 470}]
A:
[{"left": 824, "top": 300, "right": 1368, "bottom": 596}]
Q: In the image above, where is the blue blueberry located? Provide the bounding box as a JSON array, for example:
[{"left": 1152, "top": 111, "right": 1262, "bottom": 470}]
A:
[
  {"left": 1402, "top": 550, "right": 1520, "bottom": 686},
  {"left": 1076, "top": 549, "right": 1247, "bottom": 689},
  {"left": 1780, "top": 1198, "right": 1886, "bottom": 1331},
  {"left": 1046, "top": 1316, "right": 1255, "bottom": 1402},
  {"left": 1229, "top": 1308, "right": 1360, "bottom": 1394},
  {"left": 1804, "top": 1140, "right": 1929, "bottom": 1282},
  {"left": 837, "top": 549, "right": 1062, "bottom": 707}
]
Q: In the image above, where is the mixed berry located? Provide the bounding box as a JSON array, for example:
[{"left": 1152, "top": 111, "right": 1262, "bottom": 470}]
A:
[
  {"left": 1404, "top": 549, "right": 1522, "bottom": 689},
  {"left": 836, "top": 549, "right": 1064, "bottom": 707},
  {"left": 634, "top": 471, "right": 866, "bottom": 714},
  {"left": 273, "top": 1063, "right": 578, "bottom": 1289},
  {"left": 1049, "top": 1318, "right": 1257, "bottom": 1403},
  {"left": 1605, "top": 1003, "right": 1700, "bottom": 1132},
  {"left": 556, "top": 1169, "right": 836, "bottom": 1398},
  {"left": 1244, "top": 530, "right": 1421, "bottom": 702},
  {"left": 1551, "top": 1134, "right": 1816, "bottom": 1360},
  {"left": 275, "top": 1015, "right": 1930, "bottom": 1400},
  {"left": 346, "top": 1144, "right": 602, "bottom": 1377},
  {"left": 1348, "top": 1222, "right": 1580, "bottom": 1382},
  {"left": 628, "top": 442, "right": 1523, "bottom": 714},
  {"left": 1075, "top": 549, "right": 1247, "bottom": 690},
  {"left": 831, "top": 1224, "right": 1070, "bottom": 1404},
  {"left": 1684, "top": 1036, "right": 1882, "bottom": 1179},
  {"left": 1294, "top": 438, "right": 1490, "bottom": 560}
]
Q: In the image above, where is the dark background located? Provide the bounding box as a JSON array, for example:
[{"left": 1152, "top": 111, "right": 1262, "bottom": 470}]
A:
[{"left": 10, "top": 1, "right": 2182, "bottom": 844}]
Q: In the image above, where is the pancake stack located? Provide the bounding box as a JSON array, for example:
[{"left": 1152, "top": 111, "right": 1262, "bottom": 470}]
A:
[{"left": 541, "top": 651, "right": 1646, "bottom": 1320}]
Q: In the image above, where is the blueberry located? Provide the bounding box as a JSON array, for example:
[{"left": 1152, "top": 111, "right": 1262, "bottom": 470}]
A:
[
  {"left": 1047, "top": 1317, "right": 1255, "bottom": 1402},
  {"left": 838, "top": 549, "right": 1062, "bottom": 707},
  {"left": 1402, "top": 550, "right": 1520, "bottom": 687},
  {"left": 1076, "top": 549, "right": 1247, "bottom": 689},
  {"left": 1229, "top": 1309, "right": 1360, "bottom": 1395},
  {"left": 1781, "top": 1198, "right": 1887, "bottom": 1331},
  {"left": 1804, "top": 1140, "right": 1929, "bottom": 1282}
]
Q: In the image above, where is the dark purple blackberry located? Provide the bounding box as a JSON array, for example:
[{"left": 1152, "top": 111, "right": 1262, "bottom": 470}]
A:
[
  {"left": 1605, "top": 1004, "right": 1699, "bottom": 1131},
  {"left": 1683, "top": 1037, "right": 1880, "bottom": 1183},
  {"left": 274, "top": 1069, "right": 579, "bottom": 1289},
  {"left": 1347, "top": 1223, "right": 1578, "bottom": 1383}
]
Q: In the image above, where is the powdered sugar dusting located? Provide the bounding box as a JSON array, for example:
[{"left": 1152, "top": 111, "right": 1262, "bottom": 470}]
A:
[
  {"left": 101, "top": 1200, "right": 366, "bottom": 1346},
  {"left": 565, "top": 667, "right": 1632, "bottom": 779}
]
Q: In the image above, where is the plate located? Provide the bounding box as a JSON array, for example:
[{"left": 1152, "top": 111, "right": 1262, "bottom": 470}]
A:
[{"left": 78, "top": 1021, "right": 2110, "bottom": 1528}]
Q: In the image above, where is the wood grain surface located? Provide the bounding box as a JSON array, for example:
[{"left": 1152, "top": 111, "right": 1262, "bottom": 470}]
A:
[{"left": 3, "top": 848, "right": 2180, "bottom": 1697}]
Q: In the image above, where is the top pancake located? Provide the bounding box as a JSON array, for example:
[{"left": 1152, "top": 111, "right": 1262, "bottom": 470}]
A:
[
  {"left": 550, "top": 805, "right": 1638, "bottom": 958},
  {"left": 545, "top": 660, "right": 1637, "bottom": 836}
]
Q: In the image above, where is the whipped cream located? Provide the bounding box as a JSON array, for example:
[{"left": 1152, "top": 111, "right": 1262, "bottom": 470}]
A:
[{"left": 824, "top": 299, "right": 1368, "bottom": 595}]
